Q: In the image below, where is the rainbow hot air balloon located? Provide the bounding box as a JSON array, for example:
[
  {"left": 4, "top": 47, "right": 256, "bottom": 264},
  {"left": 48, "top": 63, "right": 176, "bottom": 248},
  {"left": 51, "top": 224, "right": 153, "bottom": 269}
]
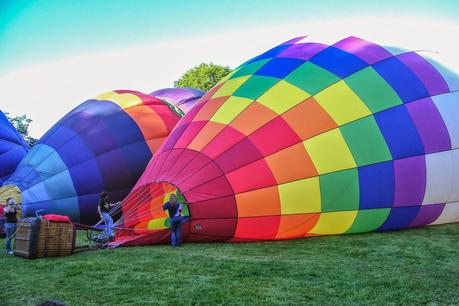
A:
[
  {"left": 2, "top": 90, "right": 181, "bottom": 224},
  {"left": 150, "top": 87, "right": 205, "bottom": 115},
  {"left": 115, "top": 36, "right": 459, "bottom": 246},
  {"left": 0, "top": 111, "right": 29, "bottom": 186}
]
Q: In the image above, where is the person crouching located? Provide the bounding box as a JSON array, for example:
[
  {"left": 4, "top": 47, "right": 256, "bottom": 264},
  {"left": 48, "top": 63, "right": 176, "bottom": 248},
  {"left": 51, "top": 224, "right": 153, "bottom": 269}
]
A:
[
  {"left": 162, "top": 194, "right": 183, "bottom": 247},
  {"left": 98, "top": 192, "right": 117, "bottom": 237}
]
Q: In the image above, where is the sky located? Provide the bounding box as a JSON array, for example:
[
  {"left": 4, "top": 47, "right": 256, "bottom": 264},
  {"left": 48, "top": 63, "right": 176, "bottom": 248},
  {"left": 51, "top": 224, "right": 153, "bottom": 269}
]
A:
[{"left": 1, "top": 0, "right": 459, "bottom": 137}]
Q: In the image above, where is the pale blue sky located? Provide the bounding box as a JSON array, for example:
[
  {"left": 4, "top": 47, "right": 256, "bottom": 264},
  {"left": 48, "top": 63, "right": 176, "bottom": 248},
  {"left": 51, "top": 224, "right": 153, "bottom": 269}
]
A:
[
  {"left": 0, "top": 0, "right": 458, "bottom": 137},
  {"left": 1, "top": 0, "right": 458, "bottom": 73}
]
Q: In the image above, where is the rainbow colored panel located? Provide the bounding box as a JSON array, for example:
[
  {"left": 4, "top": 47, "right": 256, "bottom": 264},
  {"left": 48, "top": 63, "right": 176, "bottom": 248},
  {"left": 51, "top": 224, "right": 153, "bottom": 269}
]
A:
[
  {"left": 3, "top": 90, "right": 181, "bottom": 224},
  {"left": 117, "top": 36, "right": 459, "bottom": 245}
]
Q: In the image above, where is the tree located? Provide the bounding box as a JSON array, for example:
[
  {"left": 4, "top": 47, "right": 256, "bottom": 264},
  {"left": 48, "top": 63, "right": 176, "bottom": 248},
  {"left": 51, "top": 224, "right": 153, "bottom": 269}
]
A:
[
  {"left": 174, "top": 63, "right": 232, "bottom": 92},
  {"left": 4, "top": 112, "right": 37, "bottom": 147}
]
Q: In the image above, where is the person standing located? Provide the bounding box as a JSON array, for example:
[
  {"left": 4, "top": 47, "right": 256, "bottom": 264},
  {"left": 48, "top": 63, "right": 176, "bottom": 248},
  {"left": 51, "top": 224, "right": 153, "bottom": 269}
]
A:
[
  {"left": 97, "top": 192, "right": 117, "bottom": 237},
  {"left": 162, "top": 194, "right": 183, "bottom": 247},
  {"left": 4, "top": 198, "right": 18, "bottom": 255}
]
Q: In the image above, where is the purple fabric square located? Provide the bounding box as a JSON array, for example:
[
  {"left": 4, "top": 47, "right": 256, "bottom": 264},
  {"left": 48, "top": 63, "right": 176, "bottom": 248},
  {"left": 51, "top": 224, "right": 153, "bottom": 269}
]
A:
[
  {"left": 397, "top": 52, "right": 450, "bottom": 96},
  {"left": 406, "top": 98, "right": 452, "bottom": 153},
  {"left": 393, "top": 155, "right": 426, "bottom": 206},
  {"left": 277, "top": 42, "right": 328, "bottom": 60},
  {"left": 333, "top": 36, "right": 393, "bottom": 65},
  {"left": 408, "top": 203, "right": 445, "bottom": 227}
]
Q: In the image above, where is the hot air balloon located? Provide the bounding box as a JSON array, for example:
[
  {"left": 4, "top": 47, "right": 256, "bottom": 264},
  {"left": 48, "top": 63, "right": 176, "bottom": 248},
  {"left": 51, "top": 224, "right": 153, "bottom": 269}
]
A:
[
  {"left": 0, "top": 111, "right": 29, "bottom": 186},
  {"left": 150, "top": 87, "right": 205, "bottom": 115},
  {"left": 1, "top": 90, "right": 181, "bottom": 224},
  {"left": 115, "top": 36, "right": 459, "bottom": 246}
]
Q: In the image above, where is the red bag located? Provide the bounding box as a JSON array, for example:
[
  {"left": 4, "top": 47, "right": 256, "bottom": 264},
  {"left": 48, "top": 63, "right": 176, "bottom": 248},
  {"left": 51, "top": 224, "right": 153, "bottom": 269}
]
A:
[{"left": 43, "top": 214, "right": 72, "bottom": 223}]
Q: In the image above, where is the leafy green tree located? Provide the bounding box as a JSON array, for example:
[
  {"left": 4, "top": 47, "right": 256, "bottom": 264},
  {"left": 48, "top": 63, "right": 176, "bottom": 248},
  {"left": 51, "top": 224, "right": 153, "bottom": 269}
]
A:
[
  {"left": 4, "top": 112, "right": 37, "bottom": 147},
  {"left": 174, "top": 63, "right": 232, "bottom": 92}
]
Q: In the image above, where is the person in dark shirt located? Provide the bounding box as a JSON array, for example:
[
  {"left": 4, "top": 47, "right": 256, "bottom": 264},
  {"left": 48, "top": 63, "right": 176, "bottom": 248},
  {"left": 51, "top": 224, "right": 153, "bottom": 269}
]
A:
[
  {"left": 4, "top": 198, "right": 18, "bottom": 255},
  {"left": 162, "top": 194, "right": 183, "bottom": 247},
  {"left": 97, "top": 192, "right": 118, "bottom": 236}
]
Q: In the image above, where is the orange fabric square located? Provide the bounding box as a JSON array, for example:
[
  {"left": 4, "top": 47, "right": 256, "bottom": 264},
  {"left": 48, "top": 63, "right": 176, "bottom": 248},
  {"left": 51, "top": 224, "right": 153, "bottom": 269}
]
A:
[
  {"left": 266, "top": 142, "right": 318, "bottom": 184},
  {"left": 193, "top": 96, "right": 229, "bottom": 121},
  {"left": 188, "top": 121, "right": 226, "bottom": 151},
  {"left": 235, "top": 185, "right": 281, "bottom": 217},
  {"left": 282, "top": 97, "right": 337, "bottom": 140},
  {"left": 275, "top": 213, "right": 321, "bottom": 239},
  {"left": 230, "top": 101, "right": 279, "bottom": 135},
  {"left": 126, "top": 106, "right": 168, "bottom": 152}
]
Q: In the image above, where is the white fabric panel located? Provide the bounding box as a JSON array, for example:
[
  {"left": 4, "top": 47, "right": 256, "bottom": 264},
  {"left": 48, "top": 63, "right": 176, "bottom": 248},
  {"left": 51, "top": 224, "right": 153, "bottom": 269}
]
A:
[
  {"left": 423, "top": 150, "right": 454, "bottom": 204},
  {"left": 427, "top": 58, "right": 459, "bottom": 91},
  {"left": 449, "top": 149, "right": 459, "bottom": 203},
  {"left": 430, "top": 202, "right": 459, "bottom": 225},
  {"left": 433, "top": 92, "right": 459, "bottom": 149}
]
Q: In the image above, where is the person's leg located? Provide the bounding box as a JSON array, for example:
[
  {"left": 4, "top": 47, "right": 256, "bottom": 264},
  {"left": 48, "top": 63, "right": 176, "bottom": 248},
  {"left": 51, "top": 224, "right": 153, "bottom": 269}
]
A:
[
  {"left": 176, "top": 218, "right": 182, "bottom": 246},
  {"left": 107, "top": 214, "right": 114, "bottom": 236},
  {"left": 102, "top": 213, "right": 109, "bottom": 234},
  {"left": 5, "top": 223, "right": 15, "bottom": 253},
  {"left": 170, "top": 219, "right": 178, "bottom": 246}
]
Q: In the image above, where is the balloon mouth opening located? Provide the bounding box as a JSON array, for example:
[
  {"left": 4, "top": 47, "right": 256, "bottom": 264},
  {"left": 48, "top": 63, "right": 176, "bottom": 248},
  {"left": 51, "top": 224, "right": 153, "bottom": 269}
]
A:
[
  {"left": 115, "top": 181, "right": 189, "bottom": 235},
  {"left": 0, "top": 185, "right": 22, "bottom": 217}
]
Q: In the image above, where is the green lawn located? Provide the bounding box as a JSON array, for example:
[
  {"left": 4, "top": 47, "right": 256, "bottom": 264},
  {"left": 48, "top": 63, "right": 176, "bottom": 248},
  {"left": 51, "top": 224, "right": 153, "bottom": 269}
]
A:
[{"left": 2, "top": 224, "right": 459, "bottom": 306}]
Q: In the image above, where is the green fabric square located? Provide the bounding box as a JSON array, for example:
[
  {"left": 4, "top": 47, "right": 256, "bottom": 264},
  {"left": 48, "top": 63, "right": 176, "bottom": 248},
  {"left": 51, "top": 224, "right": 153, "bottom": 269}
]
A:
[
  {"left": 231, "top": 59, "right": 271, "bottom": 79},
  {"left": 345, "top": 67, "right": 402, "bottom": 113},
  {"left": 340, "top": 116, "right": 392, "bottom": 166},
  {"left": 346, "top": 208, "right": 391, "bottom": 234},
  {"left": 285, "top": 62, "right": 340, "bottom": 95},
  {"left": 320, "top": 169, "right": 359, "bottom": 212},
  {"left": 233, "top": 75, "right": 279, "bottom": 100}
]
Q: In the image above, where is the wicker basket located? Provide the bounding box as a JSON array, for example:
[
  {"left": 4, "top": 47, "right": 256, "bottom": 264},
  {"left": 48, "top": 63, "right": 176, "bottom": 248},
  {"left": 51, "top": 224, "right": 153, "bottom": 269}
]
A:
[{"left": 14, "top": 218, "right": 76, "bottom": 259}]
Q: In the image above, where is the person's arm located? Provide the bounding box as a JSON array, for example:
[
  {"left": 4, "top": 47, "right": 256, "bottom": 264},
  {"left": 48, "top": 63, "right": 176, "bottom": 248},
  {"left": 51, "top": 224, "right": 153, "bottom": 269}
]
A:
[
  {"left": 98, "top": 204, "right": 103, "bottom": 219},
  {"left": 162, "top": 202, "right": 169, "bottom": 211},
  {"left": 4, "top": 205, "right": 11, "bottom": 213}
]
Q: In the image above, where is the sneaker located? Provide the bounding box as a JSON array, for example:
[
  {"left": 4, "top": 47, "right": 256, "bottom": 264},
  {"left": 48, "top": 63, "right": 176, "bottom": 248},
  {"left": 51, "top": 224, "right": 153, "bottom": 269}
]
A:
[{"left": 6, "top": 251, "right": 13, "bottom": 255}]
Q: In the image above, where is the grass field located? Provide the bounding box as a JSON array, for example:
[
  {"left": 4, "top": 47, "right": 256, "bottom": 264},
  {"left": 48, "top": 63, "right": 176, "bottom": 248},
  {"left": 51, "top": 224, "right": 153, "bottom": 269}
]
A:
[{"left": 2, "top": 224, "right": 459, "bottom": 306}]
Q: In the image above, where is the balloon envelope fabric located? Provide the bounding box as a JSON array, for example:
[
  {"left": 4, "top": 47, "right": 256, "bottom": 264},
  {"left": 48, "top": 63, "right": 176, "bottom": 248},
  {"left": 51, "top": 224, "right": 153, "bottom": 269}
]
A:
[
  {"left": 2, "top": 90, "right": 181, "bottom": 224},
  {"left": 116, "top": 36, "right": 459, "bottom": 246},
  {"left": 150, "top": 87, "right": 205, "bottom": 115},
  {"left": 0, "top": 111, "right": 29, "bottom": 185}
]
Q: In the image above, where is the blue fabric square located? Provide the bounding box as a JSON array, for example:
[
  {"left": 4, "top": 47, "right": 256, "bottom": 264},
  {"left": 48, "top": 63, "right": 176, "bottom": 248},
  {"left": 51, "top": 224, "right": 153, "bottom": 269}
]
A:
[
  {"left": 358, "top": 161, "right": 394, "bottom": 209},
  {"left": 310, "top": 46, "right": 368, "bottom": 78},
  {"left": 377, "top": 206, "right": 420, "bottom": 231},
  {"left": 254, "top": 58, "right": 305, "bottom": 79},
  {"left": 375, "top": 106, "right": 424, "bottom": 159},
  {"left": 242, "top": 44, "right": 291, "bottom": 67},
  {"left": 373, "top": 57, "right": 429, "bottom": 103},
  {"left": 69, "top": 159, "right": 104, "bottom": 195}
]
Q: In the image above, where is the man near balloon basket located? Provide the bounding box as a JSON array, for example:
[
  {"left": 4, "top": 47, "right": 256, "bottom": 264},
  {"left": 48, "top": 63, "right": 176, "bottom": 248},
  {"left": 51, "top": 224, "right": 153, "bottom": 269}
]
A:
[
  {"left": 3, "top": 198, "right": 18, "bottom": 255},
  {"left": 97, "top": 192, "right": 119, "bottom": 238}
]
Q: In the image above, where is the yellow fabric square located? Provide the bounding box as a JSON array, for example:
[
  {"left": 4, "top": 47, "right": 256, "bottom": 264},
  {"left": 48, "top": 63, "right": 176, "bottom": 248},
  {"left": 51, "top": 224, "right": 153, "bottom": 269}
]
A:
[
  {"left": 279, "top": 177, "right": 321, "bottom": 214},
  {"left": 308, "top": 211, "right": 357, "bottom": 235},
  {"left": 314, "top": 80, "right": 371, "bottom": 125},
  {"left": 212, "top": 76, "right": 250, "bottom": 98},
  {"left": 95, "top": 91, "right": 142, "bottom": 109},
  {"left": 147, "top": 217, "right": 168, "bottom": 230},
  {"left": 210, "top": 96, "right": 253, "bottom": 124},
  {"left": 257, "top": 80, "right": 310, "bottom": 114},
  {"left": 303, "top": 129, "right": 356, "bottom": 174}
]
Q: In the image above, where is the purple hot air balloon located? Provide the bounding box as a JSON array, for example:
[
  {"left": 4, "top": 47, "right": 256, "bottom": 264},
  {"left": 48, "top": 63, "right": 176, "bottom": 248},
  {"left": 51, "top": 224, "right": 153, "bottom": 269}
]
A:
[{"left": 150, "top": 88, "right": 205, "bottom": 115}]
